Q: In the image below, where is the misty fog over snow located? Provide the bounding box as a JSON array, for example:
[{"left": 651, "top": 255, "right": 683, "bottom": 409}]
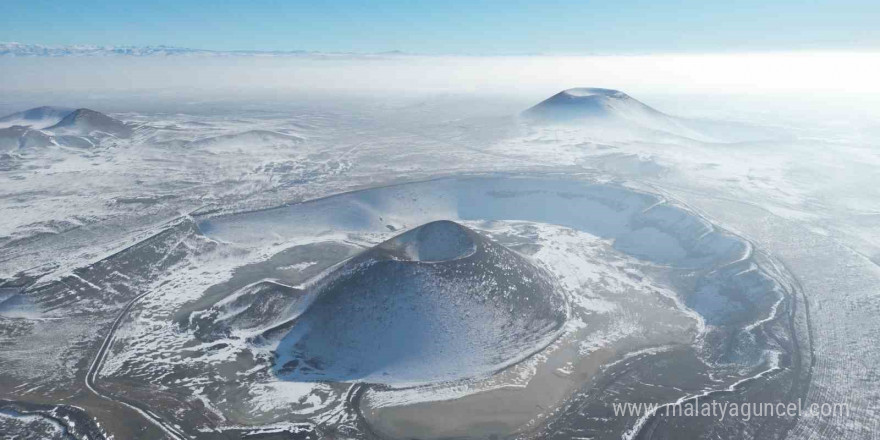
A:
[{"left": 1, "top": 50, "right": 879, "bottom": 440}]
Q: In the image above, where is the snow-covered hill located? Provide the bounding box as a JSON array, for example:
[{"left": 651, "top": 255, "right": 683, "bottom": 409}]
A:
[
  {"left": 47, "top": 108, "right": 133, "bottom": 138},
  {"left": 523, "top": 88, "right": 713, "bottom": 140},
  {"left": 0, "top": 106, "right": 134, "bottom": 151},
  {"left": 524, "top": 88, "right": 664, "bottom": 121},
  {"left": 273, "top": 220, "right": 567, "bottom": 386},
  {"left": 189, "top": 281, "right": 308, "bottom": 340},
  {"left": 0, "top": 106, "right": 74, "bottom": 129},
  {"left": 0, "top": 126, "right": 53, "bottom": 151}
]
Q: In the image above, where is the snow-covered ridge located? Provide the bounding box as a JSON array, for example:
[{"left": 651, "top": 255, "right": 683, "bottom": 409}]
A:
[
  {"left": 0, "top": 106, "right": 134, "bottom": 150},
  {"left": 0, "top": 106, "right": 75, "bottom": 129}
]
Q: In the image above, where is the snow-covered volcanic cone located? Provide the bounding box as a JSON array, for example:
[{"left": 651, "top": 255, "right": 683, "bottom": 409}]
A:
[
  {"left": 523, "top": 88, "right": 666, "bottom": 122},
  {"left": 523, "top": 87, "right": 714, "bottom": 140},
  {"left": 46, "top": 108, "right": 133, "bottom": 138},
  {"left": 274, "top": 220, "right": 567, "bottom": 386}
]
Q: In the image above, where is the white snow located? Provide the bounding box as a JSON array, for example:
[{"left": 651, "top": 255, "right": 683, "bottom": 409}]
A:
[{"left": 1, "top": 85, "right": 878, "bottom": 439}]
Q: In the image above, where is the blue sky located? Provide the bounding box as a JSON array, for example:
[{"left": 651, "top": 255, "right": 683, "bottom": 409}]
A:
[{"left": 2, "top": 0, "right": 878, "bottom": 54}]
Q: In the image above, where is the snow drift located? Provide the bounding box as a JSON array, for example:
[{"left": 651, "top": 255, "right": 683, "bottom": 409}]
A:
[{"left": 273, "top": 220, "right": 567, "bottom": 386}]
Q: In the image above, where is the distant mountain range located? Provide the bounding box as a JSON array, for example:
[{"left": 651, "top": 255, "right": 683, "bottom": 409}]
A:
[{"left": 0, "top": 42, "right": 408, "bottom": 57}]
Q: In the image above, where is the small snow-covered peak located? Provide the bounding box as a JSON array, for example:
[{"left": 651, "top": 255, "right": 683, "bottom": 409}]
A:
[
  {"left": 523, "top": 87, "right": 660, "bottom": 122},
  {"left": 47, "top": 108, "right": 133, "bottom": 138},
  {"left": 379, "top": 220, "right": 476, "bottom": 262},
  {"left": 522, "top": 87, "right": 720, "bottom": 140},
  {"left": 54, "top": 108, "right": 112, "bottom": 125}
]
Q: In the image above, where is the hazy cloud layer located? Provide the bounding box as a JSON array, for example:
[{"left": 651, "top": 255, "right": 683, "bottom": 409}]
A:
[{"left": 3, "top": 52, "right": 879, "bottom": 96}]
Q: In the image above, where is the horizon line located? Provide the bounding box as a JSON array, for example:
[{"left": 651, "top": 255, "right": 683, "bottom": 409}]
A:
[{"left": 3, "top": 41, "right": 880, "bottom": 58}]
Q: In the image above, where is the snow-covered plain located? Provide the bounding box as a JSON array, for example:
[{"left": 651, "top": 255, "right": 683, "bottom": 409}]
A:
[{"left": 0, "top": 82, "right": 878, "bottom": 440}]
